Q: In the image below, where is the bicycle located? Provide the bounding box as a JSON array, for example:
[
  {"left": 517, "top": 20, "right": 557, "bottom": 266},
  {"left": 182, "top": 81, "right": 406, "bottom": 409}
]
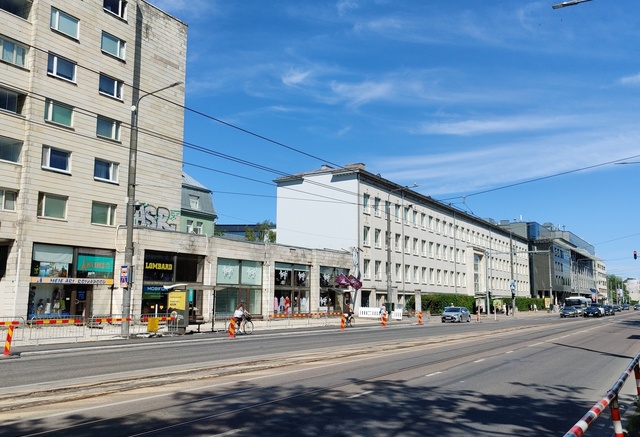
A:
[
  {"left": 228, "top": 313, "right": 254, "bottom": 335},
  {"left": 344, "top": 313, "right": 355, "bottom": 328}
]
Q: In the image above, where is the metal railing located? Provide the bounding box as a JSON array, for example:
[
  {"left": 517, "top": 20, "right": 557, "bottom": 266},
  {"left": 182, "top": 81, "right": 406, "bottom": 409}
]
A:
[
  {"left": 0, "top": 317, "right": 25, "bottom": 342},
  {"left": 564, "top": 352, "right": 640, "bottom": 437}
]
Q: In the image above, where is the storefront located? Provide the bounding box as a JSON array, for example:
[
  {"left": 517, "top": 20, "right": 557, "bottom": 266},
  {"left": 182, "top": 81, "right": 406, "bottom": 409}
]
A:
[
  {"left": 29, "top": 243, "right": 115, "bottom": 318},
  {"left": 141, "top": 250, "right": 206, "bottom": 321},
  {"left": 273, "top": 262, "right": 310, "bottom": 315},
  {"left": 319, "top": 266, "right": 350, "bottom": 313},
  {"left": 215, "top": 258, "right": 263, "bottom": 316}
]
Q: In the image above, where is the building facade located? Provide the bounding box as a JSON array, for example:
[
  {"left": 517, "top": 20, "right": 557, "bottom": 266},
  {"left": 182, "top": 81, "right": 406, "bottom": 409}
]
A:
[
  {"left": 499, "top": 221, "right": 603, "bottom": 305},
  {"left": 275, "top": 163, "right": 530, "bottom": 312},
  {"left": 0, "top": 0, "right": 187, "bottom": 319}
]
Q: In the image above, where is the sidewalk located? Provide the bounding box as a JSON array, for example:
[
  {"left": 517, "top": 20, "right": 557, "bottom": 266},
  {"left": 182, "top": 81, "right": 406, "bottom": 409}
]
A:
[{"left": 3, "top": 309, "right": 558, "bottom": 353}]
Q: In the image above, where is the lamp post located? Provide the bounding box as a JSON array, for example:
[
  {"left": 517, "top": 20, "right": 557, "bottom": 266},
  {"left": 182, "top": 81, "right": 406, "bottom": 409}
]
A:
[
  {"left": 121, "top": 81, "right": 182, "bottom": 338},
  {"left": 385, "top": 183, "right": 418, "bottom": 313}
]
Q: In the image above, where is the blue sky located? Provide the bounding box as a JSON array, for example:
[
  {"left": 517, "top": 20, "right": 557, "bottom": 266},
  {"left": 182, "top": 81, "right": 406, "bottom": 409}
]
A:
[{"left": 149, "top": 0, "right": 640, "bottom": 280}]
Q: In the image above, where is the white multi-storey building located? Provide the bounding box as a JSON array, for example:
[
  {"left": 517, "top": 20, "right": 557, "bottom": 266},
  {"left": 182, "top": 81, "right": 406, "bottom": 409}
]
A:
[{"left": 275, "top": 163, "right": 530, "bottom": 312}]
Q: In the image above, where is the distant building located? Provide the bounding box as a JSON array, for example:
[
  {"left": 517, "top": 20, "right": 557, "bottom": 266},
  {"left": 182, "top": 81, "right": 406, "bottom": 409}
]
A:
[
  {"left": 180, "top": 172, "right": 217, "bottom": 236},
  {"left": 499, "top": 221, "right": 603, "bottom": 305},
  {"left": 216, "top": 223, "right": 277, "bottom": 242}
]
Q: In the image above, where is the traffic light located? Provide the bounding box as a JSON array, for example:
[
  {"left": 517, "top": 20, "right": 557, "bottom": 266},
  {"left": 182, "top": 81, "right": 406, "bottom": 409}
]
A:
[{"left": 635, "top": 251, "right": 637, "bottom": 260}]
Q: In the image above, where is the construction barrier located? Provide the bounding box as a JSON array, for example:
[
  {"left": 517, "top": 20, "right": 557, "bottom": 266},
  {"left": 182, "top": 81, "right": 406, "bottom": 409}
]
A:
[
  {"left": 564, "top": 350, "right": 640, "bottom": 437},
  {"left": 340, "top": 314, "right": 346, "bottom": 331},
  {"left": 381, "top": 312, "right": 387, "bottom": 327},
  {"left": 417, "top": 312, "right": 423, "bottom": 325},
  {"left": 28, "top": 316, "right": 85, "bottom": 344},
  {"left": 4, "top": 325, "right": 15, "bottom": 356},
  {"left": 0, "top": 317, "right": 25, "bottom": 342},
  {"left": 228, "top": 318, "right": 236, "bottom": 339}
]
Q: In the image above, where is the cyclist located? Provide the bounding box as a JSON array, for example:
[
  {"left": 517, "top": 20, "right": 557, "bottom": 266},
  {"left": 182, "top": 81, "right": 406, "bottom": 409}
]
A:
[
  {"left": 345, "top": 304, "right": 354, "bottom": 327},
  {"left": 233, "top": 302, "right": 246, "bottom": 333}
]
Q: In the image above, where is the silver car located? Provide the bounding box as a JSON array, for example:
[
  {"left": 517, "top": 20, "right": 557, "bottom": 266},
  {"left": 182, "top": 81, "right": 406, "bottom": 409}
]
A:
[{"left": 441, "top": 306, "right": 471, "bottom": 323}]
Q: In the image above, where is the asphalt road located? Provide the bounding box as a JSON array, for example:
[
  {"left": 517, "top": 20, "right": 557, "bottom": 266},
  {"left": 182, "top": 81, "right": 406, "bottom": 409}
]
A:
[{"left": 2, "top": 312, "right": 639, "bottom": 436}]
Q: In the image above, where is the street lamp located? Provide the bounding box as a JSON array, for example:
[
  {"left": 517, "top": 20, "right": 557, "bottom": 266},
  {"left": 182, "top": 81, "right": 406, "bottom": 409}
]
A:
[
  {"left": 121, "top": 81, "right": 183, "bottom": 337},
  {"left": 552, "top": 0, "right": 593, "bottom": 9},
  {"left": 386, "top": 183, "right": 418, "bottom": 313}
]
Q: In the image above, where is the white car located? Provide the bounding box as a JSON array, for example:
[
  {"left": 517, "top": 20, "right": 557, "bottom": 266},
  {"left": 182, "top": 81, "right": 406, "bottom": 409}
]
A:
[{"left": 441, "top": 307, "right": 471, "bottom": 323}]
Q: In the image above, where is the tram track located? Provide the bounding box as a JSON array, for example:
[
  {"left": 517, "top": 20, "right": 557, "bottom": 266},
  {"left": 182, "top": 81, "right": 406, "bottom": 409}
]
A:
[{"left": 0, "top": 317, "right": 608, "bottom": 417}]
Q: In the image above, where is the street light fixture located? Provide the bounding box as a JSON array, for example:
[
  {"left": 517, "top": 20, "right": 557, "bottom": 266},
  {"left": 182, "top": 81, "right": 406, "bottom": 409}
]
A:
[
  {"left": 385, "top": 183, "right": 418, "bottom": 314},
  {"left": 121, "top": 81, "right": 183, "bottom": 338},
  {"left": 552, "top": 0, "right": 593, "bottom": 9}
]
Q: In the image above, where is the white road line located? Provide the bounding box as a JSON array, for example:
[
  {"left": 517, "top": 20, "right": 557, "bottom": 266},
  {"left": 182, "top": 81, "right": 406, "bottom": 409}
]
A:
[
  {"left": 426, "top": 371, "right": 442, "bottom": 377},
  {"left": 349, "top": 390, "right": 373, "bottom": 399}
]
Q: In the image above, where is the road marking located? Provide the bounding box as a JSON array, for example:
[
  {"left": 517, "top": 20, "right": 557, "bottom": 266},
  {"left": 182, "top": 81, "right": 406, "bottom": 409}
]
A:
[
  {"left": 426, "top": 372, "right": 442, "bottom": 377},
  {"left": 474, "top": 359, "right": 485, "bottom": 363},
  {"left": 505, "top": 350, "right": 514, "bottom": 354},
  {"left": 349, "top": 390, "right": 373, "bottom": 399}
]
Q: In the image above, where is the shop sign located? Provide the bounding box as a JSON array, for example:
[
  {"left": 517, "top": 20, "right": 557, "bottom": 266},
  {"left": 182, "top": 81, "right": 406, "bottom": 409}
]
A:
[
  {"left": 31, "top": 277, "right": 114, "bottom": 285},
  {"left": 78, "top": 255, "right": 114, "bottom": 273}
]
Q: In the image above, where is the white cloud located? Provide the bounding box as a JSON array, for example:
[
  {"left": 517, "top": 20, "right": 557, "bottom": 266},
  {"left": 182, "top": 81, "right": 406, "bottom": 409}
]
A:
[
  {"left": 416, "top": 115, "right": 577, "bottom": 136},
  {"left": 618, "top": 73, "right": 640, "bottom": 86}
]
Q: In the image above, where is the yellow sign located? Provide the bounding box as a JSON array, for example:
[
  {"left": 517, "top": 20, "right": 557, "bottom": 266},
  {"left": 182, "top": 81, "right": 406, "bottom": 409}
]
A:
[
  {"left": 168, "top": 291, "right": 186, "bottom": 310},
  {"left": 147, "top": 317, "right": 159, "bottom": 332}
]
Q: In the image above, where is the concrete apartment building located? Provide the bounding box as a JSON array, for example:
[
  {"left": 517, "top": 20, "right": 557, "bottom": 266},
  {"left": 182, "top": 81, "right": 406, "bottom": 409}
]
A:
[
  {"left": 0, "top": 0, "right": 353, "bottom": 323},
  {"left": 275, "top": 163, "right": 531, "bottom": 312}
]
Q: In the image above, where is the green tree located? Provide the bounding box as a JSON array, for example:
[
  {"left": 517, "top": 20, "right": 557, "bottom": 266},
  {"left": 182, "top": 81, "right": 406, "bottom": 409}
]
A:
[
  {"left": 607, "top": 274, "right": 628, "bottom": 302},
  {"left": 245, "top": 220, "right": 276, "bottom": 243}
]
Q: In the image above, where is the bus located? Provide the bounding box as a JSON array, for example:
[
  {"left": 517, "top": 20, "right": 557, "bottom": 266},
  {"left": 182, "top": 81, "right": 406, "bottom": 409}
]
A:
[{"left": 564, "top": 296, "right": 591, "bottom": 309}]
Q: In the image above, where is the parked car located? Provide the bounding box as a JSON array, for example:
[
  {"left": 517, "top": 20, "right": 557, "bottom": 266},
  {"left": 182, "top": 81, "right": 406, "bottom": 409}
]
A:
[
  {"left": 584, "top": 305, "right": 603, "bottom": 317},
  {"left": 612, "top": 305, "right": 621, "bottom": 312},
  {"left": 634, "top": 304, "right": 640, "bottom": 311},
  {"left": 573, "top": 306, "right": 585, "bottom": 316},
  {"left": 622, "top": 304, "right": 630, "bottom": 310},
  {"left": 560, "top": 306, "right": 578, "bottom": 318},
  {"left": 441, "top": 306, "right": 471, "bottom": 323},
  {"left": 603, "top": 305, "right": 615, "bottom": 316}
]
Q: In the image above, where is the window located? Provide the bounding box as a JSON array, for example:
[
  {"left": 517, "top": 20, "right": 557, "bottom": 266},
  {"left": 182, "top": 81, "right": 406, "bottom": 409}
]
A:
[
  {"left": 42, "top": 146, "right": 70, "bottom": 172},
  {"left": 0, "top": 87, "right": 25, "bottom": 113},
  {"left": 0, "top": 189, "right": 16, "bottom": 211},
  {"left": 91, "top": 202, "right": 116, "bottom": 225},
  {"left": 96, "top": 116, "right": 121, "bottom": 140},
  {"left": 374, "top": 228, "right": 381, "bottom": 248},
  {"left": 101, "top": 32, "right": 126, "bottom": 59},
  {"left": 37, "top": 192, "right": 67, "bottom": 219},
  {"left": 99, "top": 74, "right": 123, "bottom": 99},
  {"left": 363, "top": 226, "right": 370, "bottom": 246},
  {"left": 374, "top": 260, "right": 381, "bottom": 280},
  {"left": 1, "top": 0, "right": 32, "bottom": 19},
  {"left": 189, "top": 195, "right": 199, "bottom": 209},
  {"left": 94, "top": 158, "right": 118, "bottom": 183},
  {"left": 363, "top": 193, "right": 370, "bottom": 213},
  {"left": 0, "top": 136, "right": 21, "bottom": 162},
  {"left": 363, "top": 259, "right": 370, "bottom": 279},
  {"left": 374, "top": 197, "right": 380, "bottom": 216},
  {"left": 44, "top": 99, "right": 73, "bottom": 126},
  {"left": 103, "top": 0, "right": 127, "bottom": 19},
  {"left": 0, "top": 36, "right": 27, "bottom": 67},
  {"left": 47, "top": 53, "right": 76, "bottom": 81},
  {"left": 50, "top": 8, "right": 79, "bottom": 39},
  {"left": 186, "top": 220, "right": 203, "bottom": 234}
]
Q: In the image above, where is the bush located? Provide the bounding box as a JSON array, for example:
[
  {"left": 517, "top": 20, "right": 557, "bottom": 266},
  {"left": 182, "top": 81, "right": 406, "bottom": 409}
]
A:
[{"left": 405, "top": 294, "right": 546, "bottom": 315}]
